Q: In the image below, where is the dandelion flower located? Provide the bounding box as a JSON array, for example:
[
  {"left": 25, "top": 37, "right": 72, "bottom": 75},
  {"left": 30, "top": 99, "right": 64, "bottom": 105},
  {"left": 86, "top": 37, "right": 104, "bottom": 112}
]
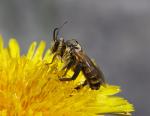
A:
[{"left": 0, "top": 35, "right": 134, "bottom": 116}]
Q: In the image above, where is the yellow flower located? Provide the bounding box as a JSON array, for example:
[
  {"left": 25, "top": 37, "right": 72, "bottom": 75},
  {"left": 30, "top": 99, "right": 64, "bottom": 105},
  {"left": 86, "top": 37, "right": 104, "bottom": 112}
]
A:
[{"left": 0, "top": 35, "right": 134, "bottom": 116}]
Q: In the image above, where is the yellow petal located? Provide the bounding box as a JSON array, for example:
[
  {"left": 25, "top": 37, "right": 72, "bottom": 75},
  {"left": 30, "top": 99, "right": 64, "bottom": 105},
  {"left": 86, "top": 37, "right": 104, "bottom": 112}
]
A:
[
  {"left": 32, "top": 41, "right": 46, "bottom": 62},
  {"left": 0, "top": 35, "right": 4, "bottom": 52},
  {"left": 8, "top": 39, "right": 20, "bottom": 58},
  {"left": 0, "top": 110, "right": 7, "bottom": 116},
  {"left": 27, "top": 41, "right": 37, "bottom": 60}
]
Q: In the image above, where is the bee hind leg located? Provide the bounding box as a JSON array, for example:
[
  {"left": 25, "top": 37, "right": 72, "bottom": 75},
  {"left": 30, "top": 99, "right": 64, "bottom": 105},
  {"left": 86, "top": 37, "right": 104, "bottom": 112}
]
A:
[
  {"left": 59, "top": 63, "right": 82, "bottom": 81},
  {"left": 75, "top": 80, "right": 87, "bottom": 90}
]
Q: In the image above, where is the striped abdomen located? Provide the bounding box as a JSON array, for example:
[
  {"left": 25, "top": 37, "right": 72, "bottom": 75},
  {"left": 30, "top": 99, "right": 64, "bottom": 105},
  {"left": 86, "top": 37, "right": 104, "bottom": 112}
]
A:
[{"left": 82, "top": 64, "right": 105, "bottom": 90}]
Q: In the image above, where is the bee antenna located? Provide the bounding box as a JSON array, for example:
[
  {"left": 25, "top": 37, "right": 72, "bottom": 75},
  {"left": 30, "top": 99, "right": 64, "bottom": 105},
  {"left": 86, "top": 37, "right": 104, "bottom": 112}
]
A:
[
  {"left": 59, "top": 20, "right": 68, "bottom": 30},
  {"left": 53, "top": 21, "right": 68, "bottom": 41},
  {"left": 53, "top": 28, "right": 59, "bottom": 41}
]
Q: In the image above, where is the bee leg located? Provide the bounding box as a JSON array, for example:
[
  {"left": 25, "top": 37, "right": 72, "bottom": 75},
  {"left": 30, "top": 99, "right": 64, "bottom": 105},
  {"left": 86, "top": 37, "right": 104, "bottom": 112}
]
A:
[
  {"left": 61, "top": 61, "right": 74, "bottom": 77},
  {"left": 51, "top": 53, "right": 58, "bottom": 64},
  {"left": 59, "top": 63, "right": 82, "bottom": 81},
  {"left": 75, "top": 80, "right": 87, "bottom": 90},
  {"left": 45, "top": 53, "right": 58, "bottom": 65}
]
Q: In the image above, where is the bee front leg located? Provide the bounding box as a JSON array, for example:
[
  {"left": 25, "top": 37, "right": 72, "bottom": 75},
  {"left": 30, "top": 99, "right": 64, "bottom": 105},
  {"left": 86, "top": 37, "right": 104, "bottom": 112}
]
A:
[
  {"left": 45, "top": 53, "right": 59, "bottom": 65},
  {"left": 59, "top": 63, "right": 82, "bottom": 81},
  {"left": 61, "top": 59, "right": 75, "bottom": 76},
  {"left": 50, "top": 53, "right": 58, "bottom": 64}
]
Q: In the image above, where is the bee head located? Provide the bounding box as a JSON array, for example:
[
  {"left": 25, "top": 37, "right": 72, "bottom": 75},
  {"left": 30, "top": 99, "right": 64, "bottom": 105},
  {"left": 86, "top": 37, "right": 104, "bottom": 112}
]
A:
[
  {"left": 51, "top": 21, "right": 68, "bottom": 53},
  {"left": 66, "top": 39, "right": 82, "bottom": 52}
]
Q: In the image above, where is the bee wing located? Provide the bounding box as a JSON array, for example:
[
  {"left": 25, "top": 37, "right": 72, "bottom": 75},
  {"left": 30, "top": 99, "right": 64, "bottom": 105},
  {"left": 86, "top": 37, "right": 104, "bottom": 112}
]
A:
[
  {"left": 76, "top": 51, "right": 93, "bottom": 66},
  {"left": 96, "top": 65, "right": 106, "bottom": 86}
]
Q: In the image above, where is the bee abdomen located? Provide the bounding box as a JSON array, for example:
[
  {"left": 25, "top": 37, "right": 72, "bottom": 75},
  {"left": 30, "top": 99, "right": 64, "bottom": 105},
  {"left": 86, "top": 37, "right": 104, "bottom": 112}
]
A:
[
  {"left": 90, "top": 82, "right": 101, "bottom": 90},
  {"left": 90, "top": 75, "right": 101, "bottom": 84},
  {"left": 83, "top": 68, "right": 101, "bottom": 90},
  {"left": 89, "top": 74, "right": 101, "bottom": 89}
]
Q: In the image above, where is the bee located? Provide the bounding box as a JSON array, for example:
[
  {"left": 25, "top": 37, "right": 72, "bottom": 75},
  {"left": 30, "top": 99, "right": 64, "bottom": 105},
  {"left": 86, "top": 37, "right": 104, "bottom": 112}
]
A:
[{"left": 50, "top": 25, "right": 105, "bottom": 90}]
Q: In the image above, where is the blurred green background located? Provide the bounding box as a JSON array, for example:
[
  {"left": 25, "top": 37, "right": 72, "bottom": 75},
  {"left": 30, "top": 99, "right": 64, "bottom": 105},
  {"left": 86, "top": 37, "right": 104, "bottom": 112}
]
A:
[{"left": 0, "top": 0, "right": 150, "bottom": 115}]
